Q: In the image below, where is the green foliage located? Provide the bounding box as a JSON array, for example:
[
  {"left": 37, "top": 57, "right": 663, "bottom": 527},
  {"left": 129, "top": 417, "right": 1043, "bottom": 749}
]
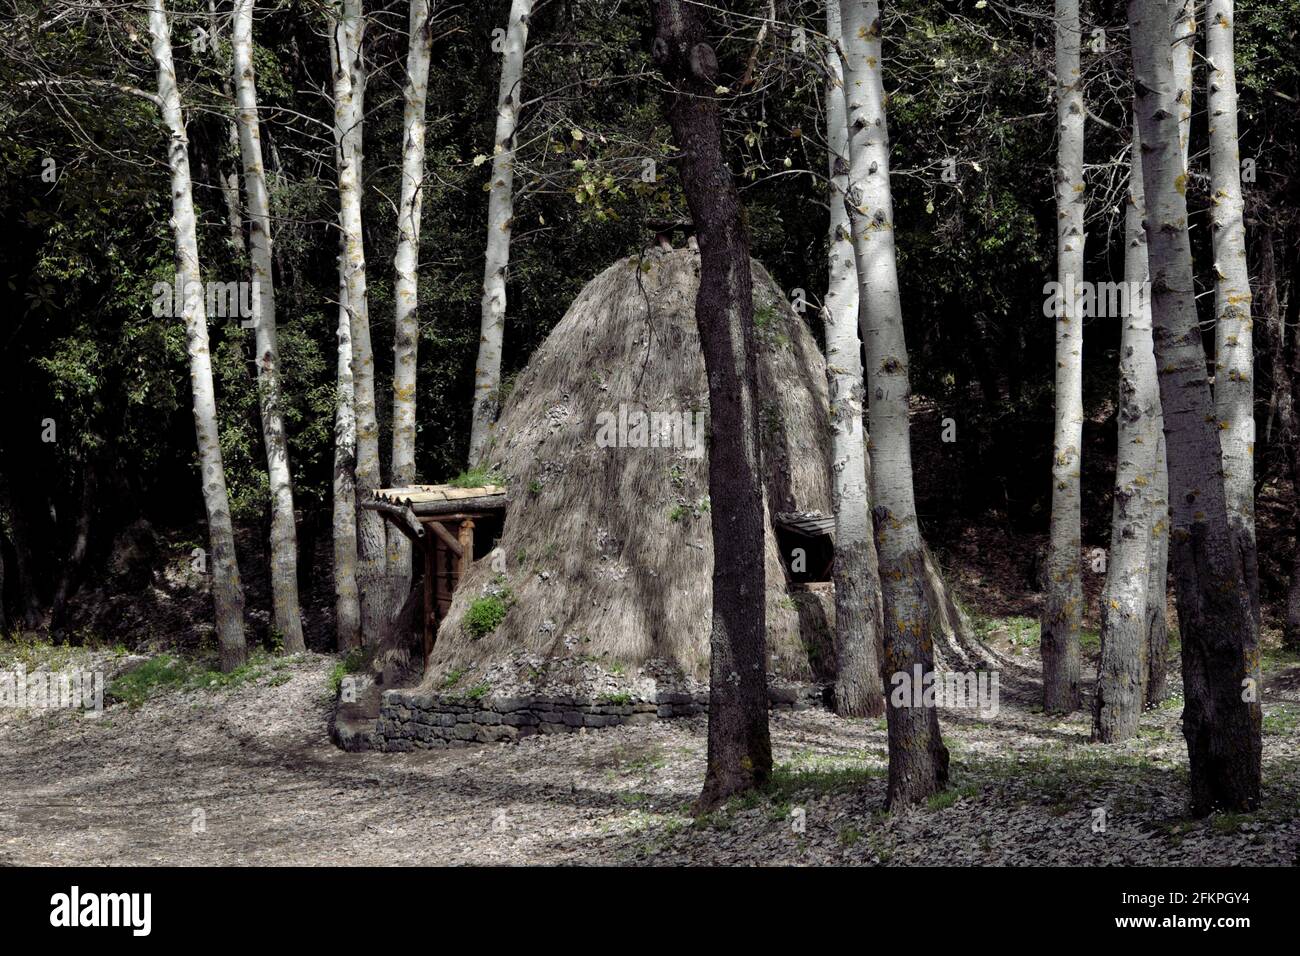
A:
[
  {"left": 326, "top": 647, "right": 369, "bottom": 696},
  {"left": 448, "top": 465, "right": 504, "bottom": 489},
  {"left": 926, "top": 784, "right": 980, "bottom": 811},
  {"left": 107, "top": 652, "right": 272, "bottom": 708},
  {"left": 465, "top": 593, "right": 510, "bottom": 638}
]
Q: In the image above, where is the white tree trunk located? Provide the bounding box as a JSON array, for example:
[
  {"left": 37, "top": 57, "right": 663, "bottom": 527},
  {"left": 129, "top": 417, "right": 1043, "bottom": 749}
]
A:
[
  {"left": 231, "top": 0, "right": 304, "bottom": 652},
  {"left": 147, "top": 0, "right": 247, "bottom": 671},
  {"left": 330, "top": 1, "right": 387, "bottom": 642},
  {"left": 468, "top": 0, "right": 533, "bottom": 465},
  {"left": 1172, "top": 0, "right": 1195, "bottom": 166},
  {"left": 333, "top": 232, "right": 361, "bottom": 651},
  {"left": 1041, "top": 0, "right": 1085, "bottom": 714},
  {"left": 1128, "top": 0, "right": 1260, "bottom": 815},
  {"left": 387, "top": 0, "right": 434, "bottom": 610},
  {"left": 327, "top": 16, "right": 360, "bottom": 651},
  {"left": 840, "top": 0, "right": 948, "bottom": 807},
  {"left": 1095, "top": 118, "right": 1162, "bottom": 742},
  {"left": 1207, "top": 0, "right": 1258, "bottom": 614},
  {"left": 1147, "top": 0, "right": 1191, "bottom": 707},
  {"left": 824, "top": 0, "right": 884, "bottom": 719}
]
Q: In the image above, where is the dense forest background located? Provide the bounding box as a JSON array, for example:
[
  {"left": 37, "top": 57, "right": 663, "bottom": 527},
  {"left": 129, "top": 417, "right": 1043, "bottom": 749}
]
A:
[{"left": 1, "top": 0, "right": 1297, "bottom": 648}]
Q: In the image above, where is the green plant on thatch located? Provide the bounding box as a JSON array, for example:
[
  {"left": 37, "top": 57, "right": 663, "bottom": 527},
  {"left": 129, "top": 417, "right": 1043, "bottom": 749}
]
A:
[
  {"left": 465, "top": 593, "right": 511, "bottom": 638},
  {"left": 448, "top": 465, "right": 504, "bottom": 488}
]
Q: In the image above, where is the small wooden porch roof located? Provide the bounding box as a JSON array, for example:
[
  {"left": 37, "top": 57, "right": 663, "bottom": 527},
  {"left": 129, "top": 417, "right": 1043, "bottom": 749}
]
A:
[
  {"left": 773, "top": 510, "right": 835, "bottom": 538},
  {"left": 361, "top": 484, "right": 507, "bottom": 538},
  {"left": 360, "top": 484, "right": 508, "bottom": 661}
]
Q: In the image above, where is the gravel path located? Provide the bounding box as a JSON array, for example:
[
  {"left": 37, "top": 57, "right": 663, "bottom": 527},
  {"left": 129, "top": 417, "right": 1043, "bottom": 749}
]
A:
[{"left": 2, "top": 650, "right": 1297, "bottom": 865}]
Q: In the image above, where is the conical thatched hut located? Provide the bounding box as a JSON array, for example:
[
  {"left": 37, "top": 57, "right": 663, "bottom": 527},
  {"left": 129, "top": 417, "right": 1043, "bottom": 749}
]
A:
[
  {"left": 339, "top": 248, "right": 1003, "bottom": 751},
  {"left": 435, "top": 248, "right": 834, "bottom": 686}
]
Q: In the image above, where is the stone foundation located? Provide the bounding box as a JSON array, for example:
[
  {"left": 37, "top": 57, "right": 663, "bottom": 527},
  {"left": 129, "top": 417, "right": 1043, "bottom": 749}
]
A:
[{"left": 356, "top": 684, "right": 825, "bottom": 751}]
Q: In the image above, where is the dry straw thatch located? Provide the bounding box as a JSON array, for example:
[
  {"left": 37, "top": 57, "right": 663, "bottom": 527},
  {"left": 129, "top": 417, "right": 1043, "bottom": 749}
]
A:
[
  {"left": 407, "top": 248, "right": 1003, "bottom": 698},
  {"left": 419, "top": 248, "right": 836, "bottom": 691}
]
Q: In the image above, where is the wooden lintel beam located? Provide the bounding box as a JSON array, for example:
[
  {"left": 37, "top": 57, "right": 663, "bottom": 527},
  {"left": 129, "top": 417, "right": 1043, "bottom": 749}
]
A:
[{"left": 362, "top": 499, "right": 424, "bottom": 543}]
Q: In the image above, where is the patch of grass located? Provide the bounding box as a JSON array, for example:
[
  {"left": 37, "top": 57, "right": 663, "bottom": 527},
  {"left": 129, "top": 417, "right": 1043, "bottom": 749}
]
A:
[
  {"left": 668, "top": 504, "right": 689, "bottom": 523},
  {"left": 0, "top": 632, "right": 74, "bottom": 672},
  {"left": 1080, "top": 628, "right": 1101, "bottom": 650},
  {"left": 466, "top": 682, "right": 491, "bottom": 700},
  {"left": 465, "top": 593, "right": 510, "bottom": 638},
  {"left": 447, "top": 465, "right": 504, "bottom": 489},
  {"left": 108, "top": 652, "right": 271, "bottom": 708},
  {"left": 769, "top": 760, "right": 885, "bottom": 801},
  {"left": 1263, "top": 705, "right": 1299, "bottom": 736},
  {"left": 107, "top": 655, "right": 192, "bottom": 707},
  {"left": 528, "top": 479, "right": 543, "bottom": 495},
  {"left": 1210, "top": 811, "right": 1259, "bottom": 834},
  {"left": 1262, "top": 646, "right": 1300, "bottom": 673},
  {"left": 442, "top": 668, "right": 466, "bottom": 690},
  {"left": 838, "top": 825, "right": 863, "bottom": 848},
  {"left": 600, "top": 692, "right": 633, "bottom": 706},
  {"left": 969, "top": 613, "right": 1040, "bottom": 648},
  {"left": 691, "top": 809, "right": 734, "bottom": 832},
  {"left": 926, "top": 783, "right": 979, "bottom": 811}
]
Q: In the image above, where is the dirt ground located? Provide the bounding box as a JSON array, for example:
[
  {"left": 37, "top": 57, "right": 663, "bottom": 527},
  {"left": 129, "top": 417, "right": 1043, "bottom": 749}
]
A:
[{"left": 2, "top": 646, "right": 1298, "bottom": 866}]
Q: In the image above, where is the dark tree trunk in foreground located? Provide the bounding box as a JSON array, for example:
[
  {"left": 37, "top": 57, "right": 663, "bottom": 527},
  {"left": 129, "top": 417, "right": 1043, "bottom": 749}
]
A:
[
  {"left": 1129, "top": 0, "right": 1261, "bottom": 815},
  {"left": 652, "top": 0, "right": 771, "bottom": 812}
]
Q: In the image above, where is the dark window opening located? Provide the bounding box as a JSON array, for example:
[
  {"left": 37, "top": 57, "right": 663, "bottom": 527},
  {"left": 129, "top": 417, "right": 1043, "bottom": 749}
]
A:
[{"left": 774, "top": 526, "right": 834, "bottom": 584}]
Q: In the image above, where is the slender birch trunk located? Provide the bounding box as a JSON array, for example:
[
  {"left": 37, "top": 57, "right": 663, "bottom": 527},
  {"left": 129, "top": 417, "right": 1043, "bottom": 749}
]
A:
[
  {"left": 1128, "top": 0, "right": 1260, "bottom": 815},
  {"left": 327, "top": 18, "right": 360, "bottom": 652},
  {"left": 333, "top": 234, "right": 362, "bottom": 650},
  {"left": 1094, "top": 119, "right": 1161, "bottom": 742},
  {"left": 468, "top": 0, "right": 533, "bottom": 465},
  {"left": 1207, "top": 0, "right": 1258, "bottom": 619},
  {"left": 1148, "top": 2, "right": 1191, "bottom": 707},
  {"left": 231, "top": 0, "right": 304, "bottom": 652},
  {"left": 1172, "top": 0, "right": 1195, "bottom": 163},
  {"left": 824, "top": 0, "right": 884, "bottom": 719},
  {"left": 148, "top": 0, "right": 247, "bottom": 671},
  {"left": 840, "top": 0, "right": 948, "bottom": 808},
  {"left": 330, "top": 1, "right": 386, "bottom": 643},
  {"left": 652, "top": 0, "right": 771, "bottom": 812},
  {"left": 1042, "top": 0, "right": 1085, "bottom": 714},
  {"left": 387, "top": 0, "right": 434, "bottom": 610}
]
